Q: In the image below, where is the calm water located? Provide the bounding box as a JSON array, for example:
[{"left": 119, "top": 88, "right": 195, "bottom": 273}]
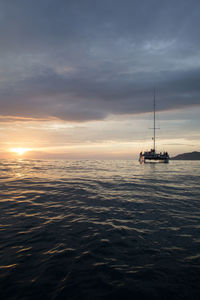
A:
[{"left": 0, "top": 160, "right": 200, "bottom": 299}]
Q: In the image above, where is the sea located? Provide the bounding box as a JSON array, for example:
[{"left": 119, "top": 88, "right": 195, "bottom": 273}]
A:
[{"left": 0, "top": 159, "right": 200, "bottom": 300}]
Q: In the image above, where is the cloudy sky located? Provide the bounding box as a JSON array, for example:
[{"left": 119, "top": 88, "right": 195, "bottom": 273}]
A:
[{"left": 0, "top": 0, "right": 200, "bottom": 158}]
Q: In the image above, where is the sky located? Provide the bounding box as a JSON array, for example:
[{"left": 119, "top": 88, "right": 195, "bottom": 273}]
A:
[{"left": 0, "top": 0, "right": 200, "bottom": 159}]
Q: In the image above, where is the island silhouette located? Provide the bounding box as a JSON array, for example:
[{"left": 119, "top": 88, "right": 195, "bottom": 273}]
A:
[{"left": 171, "top": 151, "right": 200, "bottom": 160}]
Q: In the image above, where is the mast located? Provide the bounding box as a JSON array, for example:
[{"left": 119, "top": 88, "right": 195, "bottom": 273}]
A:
[{"left": 153, "top": 88, "right": 156, "bottom": 152}]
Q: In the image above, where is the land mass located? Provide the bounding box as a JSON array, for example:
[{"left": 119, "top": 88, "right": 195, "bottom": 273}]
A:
[{"left": 171, "top": 151, "right": 200, "bottom": 160}]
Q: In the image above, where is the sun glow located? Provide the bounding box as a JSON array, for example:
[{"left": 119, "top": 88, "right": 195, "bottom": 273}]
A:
[{"left": 10, "top": 148, "right": 31, "bottom": 155}]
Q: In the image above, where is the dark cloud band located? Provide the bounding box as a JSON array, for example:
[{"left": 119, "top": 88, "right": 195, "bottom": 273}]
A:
[{"left": 0, "top": 0, "right": 200, "bottom": 122}]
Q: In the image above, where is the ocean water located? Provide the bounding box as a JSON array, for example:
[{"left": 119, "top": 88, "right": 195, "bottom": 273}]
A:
[{"left": 0, "top": 159, "right": 200, "bottom": 300}]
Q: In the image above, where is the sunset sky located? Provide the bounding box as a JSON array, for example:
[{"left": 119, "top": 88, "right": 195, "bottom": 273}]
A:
[{"left": 0, "top": 0, "right": 200, "bottom": 159}]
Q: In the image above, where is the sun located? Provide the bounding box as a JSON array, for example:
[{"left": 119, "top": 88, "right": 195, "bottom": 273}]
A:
[{"left": 10, "top": 148, "right": 31, "bottom": 156}]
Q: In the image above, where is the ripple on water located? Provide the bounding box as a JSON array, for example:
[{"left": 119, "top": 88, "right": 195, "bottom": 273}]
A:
[{"left": 0, "top": 160, "right": 200, "bottom": 299}]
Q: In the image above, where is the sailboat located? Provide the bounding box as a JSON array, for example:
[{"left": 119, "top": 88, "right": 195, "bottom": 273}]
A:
[{"left": 139, "top": 90, "right": 169, "bottom": 163}]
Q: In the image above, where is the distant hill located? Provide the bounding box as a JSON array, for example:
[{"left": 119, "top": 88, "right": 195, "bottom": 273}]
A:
[{"left": 171, "top": 151, "right": 200, "bottom": 160}]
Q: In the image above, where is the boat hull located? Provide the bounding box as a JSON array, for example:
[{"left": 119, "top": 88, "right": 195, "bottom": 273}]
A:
[{"left": 139, "top": 155, "right": 169, "bottom": 163}]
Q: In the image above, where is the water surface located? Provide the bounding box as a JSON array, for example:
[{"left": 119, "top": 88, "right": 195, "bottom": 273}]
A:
[{"left": 0, "top": 160, "right": 200, "bottom": 299}]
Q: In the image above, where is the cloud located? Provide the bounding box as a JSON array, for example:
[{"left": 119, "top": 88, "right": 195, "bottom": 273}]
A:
[{"left": 0, "top": 0, "right": 200, "bottom": 122}]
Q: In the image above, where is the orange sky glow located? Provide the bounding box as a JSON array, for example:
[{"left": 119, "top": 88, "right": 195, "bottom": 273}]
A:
[{"left": 1, "top": 106, "right": 200, "bottom": 159}]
